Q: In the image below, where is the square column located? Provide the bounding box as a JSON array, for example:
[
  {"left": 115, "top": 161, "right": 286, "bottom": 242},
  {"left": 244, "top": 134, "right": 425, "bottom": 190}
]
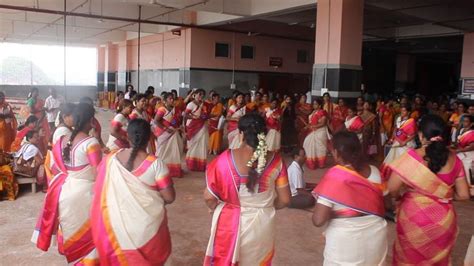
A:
[{"left": 312, "top": 0, "right": 364, "bottom": 98}]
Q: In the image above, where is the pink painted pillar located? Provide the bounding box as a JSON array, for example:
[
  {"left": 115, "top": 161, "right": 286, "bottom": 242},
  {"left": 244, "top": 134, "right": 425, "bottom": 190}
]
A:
[
  {"left": 461, "top": 33, "right": 474, "bottom": 79},
  {"left": 97, "top": 45, "right": 106, "bottom": 92},
  {"left": 312, "top": 0, "right": 364, "bottom": 98}
]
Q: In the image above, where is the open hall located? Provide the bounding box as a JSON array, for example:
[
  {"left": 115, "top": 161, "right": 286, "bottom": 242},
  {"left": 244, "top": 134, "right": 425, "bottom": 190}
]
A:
[{"left": 1, "top": 0, "right": 474, "bottom": 265}]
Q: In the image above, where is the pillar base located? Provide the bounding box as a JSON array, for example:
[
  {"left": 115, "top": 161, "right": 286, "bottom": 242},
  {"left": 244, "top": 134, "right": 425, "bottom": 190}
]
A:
[{"left": 311, "top": 64, "right": 362, "bottom": 98}]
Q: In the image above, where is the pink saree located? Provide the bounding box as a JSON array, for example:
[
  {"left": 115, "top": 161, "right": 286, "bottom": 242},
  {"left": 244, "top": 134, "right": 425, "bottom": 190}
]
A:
[{"left": 385, "top": 149, "right": 464, "bottom": 265}]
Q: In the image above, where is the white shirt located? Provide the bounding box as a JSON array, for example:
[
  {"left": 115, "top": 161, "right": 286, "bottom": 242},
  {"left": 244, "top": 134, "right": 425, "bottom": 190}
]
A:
[
  {"left": 44, "top": 95, "right": 62, "bottom": 123},
  {"left": 288, "top": 161, "right": 305, "bottom": 197}
]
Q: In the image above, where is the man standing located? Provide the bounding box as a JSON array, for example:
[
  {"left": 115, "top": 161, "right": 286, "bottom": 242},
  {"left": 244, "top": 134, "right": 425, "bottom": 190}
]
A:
[
  {"left": 288, "top": 147, "right": 315, "bottom": 209},
  {"left": 44, "top": 88, "right": 62, "bottom": 133}
]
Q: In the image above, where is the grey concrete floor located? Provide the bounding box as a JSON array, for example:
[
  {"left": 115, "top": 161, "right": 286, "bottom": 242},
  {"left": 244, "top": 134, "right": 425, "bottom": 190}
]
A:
[{"left": 0, "top": 109, "right": 472, "bottom": 265}]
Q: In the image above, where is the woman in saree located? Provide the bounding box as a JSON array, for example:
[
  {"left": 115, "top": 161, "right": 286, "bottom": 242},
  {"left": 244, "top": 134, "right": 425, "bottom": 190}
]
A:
[
  {"left": 331, "top": 98, "right": 348, "bottom": 133},
  {"left": 129, "top": 94, "right": 154, "bottom": 151},
  {"left": 14, "top": 130, "right": 46, "bottom": 190},
  {"left": 378, "top": 100, "right": 394, "bottom": 141},
  {"left": 91, "top": 119, "right": 175, "bottom": 265},
  {"left": 322, "top": 92, "right": 335, "bottom": 124},
  {"left": 383, "top": 105, "right": 417, "bottom": 170},
  {"left": 449, "top": 102, "right": 467, "bottom": 143},
  {"left": 11, "top": 115, "right": 39, "bottom": 152},
  {"left": 0, "top": 155, "right": 17, "bottom": 201},
  {"left": 184, "top": 89, "right": 209, "bottom": 172},
  {"left": 386, "top": 115, "right": 470, "bottom": 265},
  {"left": 360, "top": 101, "right": 380, "bottom": 158},
  {"left": 106, "top": 99, "right": 133, "bottom": 152},
  {"left": 454, "top": 115, "right": 474, "bottom": 195},
  {"left": 312, "top": 131, "right": 388, "bottom": 265},
  {"left": 33, "top": 103, "right": 102, "bottom": 264},
  {"left": 303, "top": 98, "right": 328, "bottom": 170},
  {"left": 208, "top": 93, "right": 224, "bottom": 155},
  {"left": 265, "top": 98, "right": 282, "bottom": 152},
  {"left": 345, "top": 106, "right": 364, "bottom": 142},
  {"left": 295, "top": 94, "right": 312, "bottom": 145},
  {"left": 26, "top": 87, "right": 49, "bottom": 153},
  {"left": 45, "top": 103, "right": 75, "bottom": 182},
  {"left": 204, "top": 113, "right": 291, "bottom": 265},
  {"left": 0, "top": 92, "right": 17, "bottom": 152},
  {"left": 153, "top": 92, "right": 183, "bottom": 178},
  {"left": 227, "top": 92, "right": 246, "bottom": 149}
]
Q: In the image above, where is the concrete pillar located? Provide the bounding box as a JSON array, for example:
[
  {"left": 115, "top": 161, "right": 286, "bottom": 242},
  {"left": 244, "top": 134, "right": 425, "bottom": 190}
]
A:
[
  {"left": 312, "top": 0, "right": 364, "bottom": 98},
  {"left": 104, "top": 43, "right": 118, "bottom": 92},
  {"left": 395, "top": 54, "right": 416, "bottom": 90},
  {"left": 461, "top": 33, "right": 474, "bottom": 94}
]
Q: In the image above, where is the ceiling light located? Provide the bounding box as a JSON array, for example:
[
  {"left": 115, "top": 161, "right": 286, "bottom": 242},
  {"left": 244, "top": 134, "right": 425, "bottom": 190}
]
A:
[
  {"left": 288, "top": 22, "right": 298, "bottom": 26},
  {"left": 98, "top": 19, "right": 104, "bottom": 23}
]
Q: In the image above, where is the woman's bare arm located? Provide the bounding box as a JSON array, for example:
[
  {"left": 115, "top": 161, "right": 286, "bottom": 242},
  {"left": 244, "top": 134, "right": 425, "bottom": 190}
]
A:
[
  {"left": 274, "top": 185, "right": 291, "bottom": 209},
  {"left": 312, "top": 203, "right": 331, "bottom": 227},
  {"left": 160, "top": 186, "right": 176, "bottom": 205},
  {"left": 204, "top": 189, "right": 219, "bottom": 210}
]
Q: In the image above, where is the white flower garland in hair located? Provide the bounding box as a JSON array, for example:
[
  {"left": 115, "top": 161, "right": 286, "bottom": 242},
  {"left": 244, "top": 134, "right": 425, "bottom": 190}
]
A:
[{"left": 246, "top": 132, "right": 268, "bottom": 173}]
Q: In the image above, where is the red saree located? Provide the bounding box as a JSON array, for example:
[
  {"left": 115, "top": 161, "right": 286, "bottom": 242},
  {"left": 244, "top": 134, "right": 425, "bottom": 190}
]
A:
[
  {"left": 312, "top": 165, "right": 385, "bottom": 217},
  {"left": 331, "top": 105, "right": 348, "bottom": 133},
  {"left": 394, "top": 118, "right": 416, "bottom": 143},
  {"left": 385, "top": 149, "right": 463, "bottom": 265}
]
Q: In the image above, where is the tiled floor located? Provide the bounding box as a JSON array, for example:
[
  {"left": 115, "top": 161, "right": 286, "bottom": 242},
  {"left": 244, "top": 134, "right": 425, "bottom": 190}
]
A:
[{"left": 1, "top": 109, "right": 472, "bottom": 265}]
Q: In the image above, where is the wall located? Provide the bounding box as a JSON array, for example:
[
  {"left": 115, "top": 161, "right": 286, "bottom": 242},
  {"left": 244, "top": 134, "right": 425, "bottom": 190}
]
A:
[
  {"left": 189, "top": 69, "right": 259, "bottom": 97},
  {"left": 189, "top": 28, "right": 313, "bottom": 74}
]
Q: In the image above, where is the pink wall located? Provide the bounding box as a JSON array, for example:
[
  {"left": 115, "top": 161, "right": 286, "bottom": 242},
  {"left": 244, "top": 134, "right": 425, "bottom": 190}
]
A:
[
  {"left": 461, "top": 32, "right": 474, "bottom": 78},
  {"left": 97, "top": 46, "right": 105, "bottom": 72},
  {"left": 315, "top": 0, "right": 363, "bottom": 66},
  {"left": 189, "top": 28, "right": 313, "bottom": 74},
  {"left": 104, "top": 43, "right": 118, "bottom": 72}
]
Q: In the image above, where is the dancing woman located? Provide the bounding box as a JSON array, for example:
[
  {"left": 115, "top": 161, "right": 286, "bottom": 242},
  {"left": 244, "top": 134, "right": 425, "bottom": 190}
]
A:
[
  {"left": 303, "top": 98, "right": 329, "bottom": 169},
  {"left": 386, "top": 115, "right": 469, "bottom": 265},
  {"left": 226, "top": 92, "right": 246, "bottom": 149},
  {"left": 107, "top": 99, "right": 133, "bottom": 152},
  {"left": 33, "top": 103, "right": 102, "bottom": 264},
  {"left": 265, "top": 98, "right": 282, "bottom": 152},
  {"left": 91, "top": 119, "right": 175, "bottom": 265},
  {"left": 312, "top": 131, "right": 388, "bottom": 265},
  {"left": 204, "top": 113, "right": 291, "bottom": 265},
  {"left": 295, "top": 94, "right": 312, "bottom": 145},
  {"left": 383, "top": 105, "right": 417, "bottom": 170},
  {"left": 184, "top": 89, "right": 209, "bottom": 172},
  {"left": 454, "top": 114, "right": 474, "bottom": 195},
  {"left": 344, "top": 106, "right": 365, "bottom": 142},
  {"left": 153, "top": 92, "right": 183, "bottom": 178},
  {"left": 208, "top": 93, "right": 224, "bottom": 155}
]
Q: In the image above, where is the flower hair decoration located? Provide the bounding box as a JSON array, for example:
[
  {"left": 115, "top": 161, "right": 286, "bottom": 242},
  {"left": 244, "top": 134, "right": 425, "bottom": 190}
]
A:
[
  {"left": 246, "top": 132, "right": 268, "bottom": 174},
  {"left": 429, "top": 136, "right": 443, "bottom": 142}
]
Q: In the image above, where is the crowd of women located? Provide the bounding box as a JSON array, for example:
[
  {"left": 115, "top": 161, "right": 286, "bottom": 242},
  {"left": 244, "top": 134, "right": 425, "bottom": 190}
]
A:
[{"left": 0, "top": 85, "right": 473, "bottom": 265}]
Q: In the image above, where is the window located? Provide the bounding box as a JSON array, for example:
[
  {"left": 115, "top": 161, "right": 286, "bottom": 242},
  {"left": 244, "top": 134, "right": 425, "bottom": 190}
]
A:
[
  {"left": 0, "top": 42, "right": 97, "bottom": 85},
  {"left": 297, "top": 49, "right": 308, "bottom": 63},
  {"left": 241, "top": 45, "right": 254, "bottom": 59},
  {"left": 215, "top": 42, "right": 230, "bottom": 58}
]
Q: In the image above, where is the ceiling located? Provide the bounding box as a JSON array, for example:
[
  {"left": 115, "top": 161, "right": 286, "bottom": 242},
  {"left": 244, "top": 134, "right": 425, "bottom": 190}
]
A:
[{"left": 0, "top": 0, "right": 473, "bottom": 53}]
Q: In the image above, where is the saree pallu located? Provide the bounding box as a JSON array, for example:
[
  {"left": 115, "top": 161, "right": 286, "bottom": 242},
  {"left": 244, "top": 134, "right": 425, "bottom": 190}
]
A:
[
  {"left": 393, "top": 118, "right": 417, "bottom": 144},
  {"left": 331, "top": 106, "right": 347, "bottom": 133},
  {"left": 205, "top": 151, "right": 287, "bottom": 266},
  {"left": 11, "top": 127, "right": 32, "bottom": 152},
  {"left": 185, "top": 120, "right": 208, "bottom": 171},
  {"left": 457, "top": 129, "right": 474, "bottom": 193},
  {"left": 32, "top": 139, "right": 98, "bottom": 265},
  {"left": 345, "top": 116, "right": 364, "bottom": 142},
  {"left": 0, "top": 165, "right": 18, "bottom": 201},
  {"left": 90, "top": 154, "right": 171, "bottom": 265},
  {"left": 386, "top": 151, "right": 459, "bottom": 265}
]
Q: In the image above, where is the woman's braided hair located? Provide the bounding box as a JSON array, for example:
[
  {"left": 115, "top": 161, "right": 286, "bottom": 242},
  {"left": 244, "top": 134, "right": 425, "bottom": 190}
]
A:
[
  {"left": 125, "top": 119, "right": 151, "bottom": 171},
  {"left": 62, "top": 103, "right": 95, "bottom": 163},
  {"left": 238, "top": 113, "right": 268, "bottom": 193}
]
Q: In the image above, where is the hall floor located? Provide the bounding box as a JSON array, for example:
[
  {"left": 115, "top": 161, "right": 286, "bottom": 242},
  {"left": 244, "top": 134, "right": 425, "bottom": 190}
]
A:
[{"left": 0, "top": 109, "right": 472, "bottom": 265}]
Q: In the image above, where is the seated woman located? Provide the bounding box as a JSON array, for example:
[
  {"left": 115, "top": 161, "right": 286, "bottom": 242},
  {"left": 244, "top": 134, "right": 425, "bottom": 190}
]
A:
[
  {"left": 0, "top": 150, "right": 17, "bottom": 201},
  {"left": 204, "top": 113, "right": 291, "bottom": 265},
  {"left": 11, "top": 115, "right": 39, "bottom": 152},
  {"left": 13, "top": 130, "right": 46, "bottom": 191},
  {"left": 91, "top": 119, "right": 175, "bottom": 265},
  {"left": 386, "top": 115, "right": 470, "bottom": 265},
  {"left": 312, "top": 131, "right": 388, "bottom": 265}
]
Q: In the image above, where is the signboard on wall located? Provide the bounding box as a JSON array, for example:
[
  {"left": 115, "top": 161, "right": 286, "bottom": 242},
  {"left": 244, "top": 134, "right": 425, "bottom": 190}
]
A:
[
  {"left": 462, "top": 79, "right": 474, "bottom": 94},
  {"left": 269, "top": 57, "right": 283, "bottom": 68}
]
